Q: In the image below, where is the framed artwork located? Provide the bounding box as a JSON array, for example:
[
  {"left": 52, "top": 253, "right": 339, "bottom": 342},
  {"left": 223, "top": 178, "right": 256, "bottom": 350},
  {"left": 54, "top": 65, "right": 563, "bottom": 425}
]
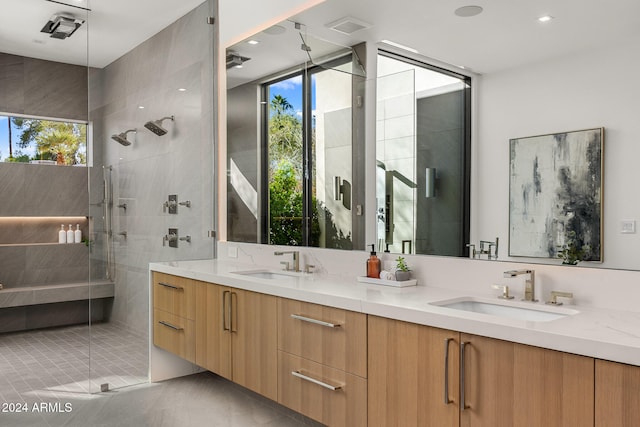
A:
[{"left": 509, "top": 128, "right": 603, "bottom": 262}]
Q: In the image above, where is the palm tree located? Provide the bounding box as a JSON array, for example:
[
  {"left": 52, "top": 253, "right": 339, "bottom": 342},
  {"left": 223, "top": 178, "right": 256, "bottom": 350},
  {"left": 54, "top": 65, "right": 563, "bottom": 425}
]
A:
[{"left": 270, "top": 94, "right": 293, "bottom": 117}]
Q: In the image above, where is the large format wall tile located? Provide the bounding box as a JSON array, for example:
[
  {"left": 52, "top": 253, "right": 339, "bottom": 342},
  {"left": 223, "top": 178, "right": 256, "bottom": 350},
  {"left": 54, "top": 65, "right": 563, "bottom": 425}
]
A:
[{"left": 0, "top": 52, "right": 88, "bottom": 121}]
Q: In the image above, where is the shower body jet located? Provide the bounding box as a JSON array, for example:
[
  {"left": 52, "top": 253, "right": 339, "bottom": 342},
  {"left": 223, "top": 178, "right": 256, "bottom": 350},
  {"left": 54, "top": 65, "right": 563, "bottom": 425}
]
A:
[
  {"left": 111, "top": 129, "right": 136, "bottom": 146},
  {"left": 144, "top": 115, "right": 175, "bottom": 136}
]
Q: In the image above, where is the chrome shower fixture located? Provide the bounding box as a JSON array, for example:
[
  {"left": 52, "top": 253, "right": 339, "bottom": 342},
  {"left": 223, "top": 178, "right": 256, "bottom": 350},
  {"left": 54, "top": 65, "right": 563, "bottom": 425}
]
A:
[
  {"left": 144, "top": 116, "right": 175, "bottom": 136},
  {"left": 41, "top": 14, "right": 85, "bottom": 40},
  {"left": 111, "top": 129, "right": 136, "bottom": 146}
]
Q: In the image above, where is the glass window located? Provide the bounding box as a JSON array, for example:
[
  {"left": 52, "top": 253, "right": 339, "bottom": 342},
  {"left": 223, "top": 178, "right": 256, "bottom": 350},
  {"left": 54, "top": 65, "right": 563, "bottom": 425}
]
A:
[{"left": 0, "top": 115, "right": 87, "bottom": 165}]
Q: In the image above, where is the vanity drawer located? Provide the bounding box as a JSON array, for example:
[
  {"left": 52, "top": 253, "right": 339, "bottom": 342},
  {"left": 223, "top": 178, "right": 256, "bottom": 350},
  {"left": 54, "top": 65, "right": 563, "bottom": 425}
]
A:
[
  {"left": 278, "top": 351, "right": 367, "bottom": 427},
  {"left": 153, "top": 308, "right": 195, "bottom": 363},
  {"left": 278, "top": 298, "right": 367, "bottom": 377},
  {"left": 153, "top": 272, "right": 196, "bottom": 320}
]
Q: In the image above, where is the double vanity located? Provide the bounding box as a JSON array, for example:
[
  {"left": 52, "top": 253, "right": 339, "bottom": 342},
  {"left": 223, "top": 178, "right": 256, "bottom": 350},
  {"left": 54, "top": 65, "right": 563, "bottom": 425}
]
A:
[{"left": 149, "top": 257, "right": 640, "bottom": 426}]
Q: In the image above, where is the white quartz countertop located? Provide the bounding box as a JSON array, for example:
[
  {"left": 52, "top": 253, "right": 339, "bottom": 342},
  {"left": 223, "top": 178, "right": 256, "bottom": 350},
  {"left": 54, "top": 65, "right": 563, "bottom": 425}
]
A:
[{"left": 150, "top": 259, "right": 640, "bottom": 366}]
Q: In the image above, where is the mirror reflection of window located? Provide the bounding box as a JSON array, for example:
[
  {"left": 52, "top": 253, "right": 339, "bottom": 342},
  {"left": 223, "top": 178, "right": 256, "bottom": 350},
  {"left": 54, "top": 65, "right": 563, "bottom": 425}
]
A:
[
  {"left": 376, "top": 52, "right": 471, "bottom": 256},
  {"left": 263, "top": 57, "right": 353, "bottom": 249}
]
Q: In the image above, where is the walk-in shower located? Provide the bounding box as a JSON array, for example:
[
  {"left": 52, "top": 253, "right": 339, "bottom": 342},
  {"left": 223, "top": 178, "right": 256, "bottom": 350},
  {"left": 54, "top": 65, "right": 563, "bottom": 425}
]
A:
[{"left": 144, "top": 115, "right": 174, "bottom": 136}]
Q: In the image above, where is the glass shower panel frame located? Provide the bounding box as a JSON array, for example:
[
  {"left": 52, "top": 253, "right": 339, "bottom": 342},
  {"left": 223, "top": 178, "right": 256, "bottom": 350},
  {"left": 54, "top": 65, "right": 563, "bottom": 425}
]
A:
[{"left": 376, "top": 69, "right": 417, "bottom": 254}]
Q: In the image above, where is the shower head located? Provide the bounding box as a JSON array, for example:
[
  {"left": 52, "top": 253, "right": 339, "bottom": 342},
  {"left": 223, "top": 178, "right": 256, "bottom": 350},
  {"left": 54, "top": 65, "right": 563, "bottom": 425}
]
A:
[
  {"left": 111, "top": 129, "right": 136, "bottom": 146},
  {"left": 144, "top": 115, "right": 174, "bottom": 136}
]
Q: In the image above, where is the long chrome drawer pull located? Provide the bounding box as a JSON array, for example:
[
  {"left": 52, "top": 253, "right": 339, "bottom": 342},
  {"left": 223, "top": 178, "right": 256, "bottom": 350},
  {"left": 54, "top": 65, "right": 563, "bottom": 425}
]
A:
[
  {"left": 291, "top": 371, "right": 342, "bottom": 391},
  {"left": 158, "top": 282, "right": 183, "bottom": 291},
  {"left": 460, "top": 341, "right": 470, "bottom": 410},
  {"left": 290, "top": 314, "right": 341, "bottom": 328},
  {"left": 444, "top": 338, "right": 453, "bottom": 404},
  {"left": 158, "top": 320, "right": 183, "bottom": 331}
]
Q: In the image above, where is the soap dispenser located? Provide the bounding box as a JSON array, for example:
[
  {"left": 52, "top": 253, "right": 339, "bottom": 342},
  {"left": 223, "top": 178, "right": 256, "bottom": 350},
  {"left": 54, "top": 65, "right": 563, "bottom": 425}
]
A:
[
  {"left": 366, "top": 244, "right": 382, "bottom": 278},
  {"left": 58, "top": 224, "right": 66, "bottom": 244},
  {"left": 67, "top": 224, "right": 74, "bottom": 244},
  {"left": 74, "top": 224, "right": 82, "bottom": 244}
]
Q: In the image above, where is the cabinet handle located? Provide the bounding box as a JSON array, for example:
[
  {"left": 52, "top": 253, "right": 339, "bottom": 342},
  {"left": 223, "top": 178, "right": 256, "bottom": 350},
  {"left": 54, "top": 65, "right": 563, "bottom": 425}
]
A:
[
  {"left": 460, "top": 341, "right": 470, "bottom": 410},
  {"left": 222, "top": 290, "right": 230, "bottom": 331},
  {"left": 291, "top": 370, "right": 343, "bottom": 391},
  {"left": 444, "top": 338, "right": 453, "bottom": 405},
  {"left": 158, "top": 282, "right": 183, "bottom": 291},
  {"left": 230, "top": 292, "right": 237, "bottom": 333},
  {"left": 290, "top": 314, "right": 341, "bottom": 328},
  {"left": 158, "top": 320, "right": 183, "bottom": 331}
]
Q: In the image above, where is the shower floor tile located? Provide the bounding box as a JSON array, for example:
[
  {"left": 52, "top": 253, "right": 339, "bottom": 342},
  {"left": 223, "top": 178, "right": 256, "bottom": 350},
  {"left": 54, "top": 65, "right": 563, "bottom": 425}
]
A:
[{"left": 0, "top": 322, "right": 148, "bottom": 403}]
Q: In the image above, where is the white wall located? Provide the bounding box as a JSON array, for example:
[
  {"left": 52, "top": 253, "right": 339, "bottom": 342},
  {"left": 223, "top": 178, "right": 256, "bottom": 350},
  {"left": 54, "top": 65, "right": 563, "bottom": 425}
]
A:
[{"left": 475, "top": 35, "right": 640, "bottom": 270}]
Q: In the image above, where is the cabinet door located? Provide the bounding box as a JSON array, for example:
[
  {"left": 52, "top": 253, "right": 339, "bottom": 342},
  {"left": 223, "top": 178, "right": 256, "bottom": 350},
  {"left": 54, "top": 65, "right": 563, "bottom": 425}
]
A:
[
  {"left": 368, "top": 316, "right": 459, "bottom": 427},
  {"left": 198, "top": 283, "right": 232, "bottom": 380},
  {"left": 232, "top": 289, "right": 278, "bottom": 400},
  {"left": 596, "top": 360, "right": 640, "bottom": 427},
  {"left": 460, "top": 334, "right": 594, "bottom": 427}
]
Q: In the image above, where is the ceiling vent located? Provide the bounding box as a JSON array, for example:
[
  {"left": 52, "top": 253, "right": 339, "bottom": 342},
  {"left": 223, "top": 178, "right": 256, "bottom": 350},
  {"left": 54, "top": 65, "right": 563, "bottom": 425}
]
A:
[
  {"left": 226, "top": 52, "right": 251, "bottom": 69},
  {"left": 326, "top": 17, "right": 372, "bottom": 35},
  {"left": 41, "top": 14, "right": 84, "bottom": 39}
]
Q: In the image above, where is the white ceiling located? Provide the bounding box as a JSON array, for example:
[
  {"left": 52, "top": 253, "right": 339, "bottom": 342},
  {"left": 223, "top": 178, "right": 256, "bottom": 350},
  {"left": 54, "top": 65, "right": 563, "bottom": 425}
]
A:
[
  {"left": 0, "top": 0, "right": 207, "bottom": 68},
  {"left": 227, "top": 0, "right": 640, "bottom": 86},
  {"left": 2, "top": 0, "right": 640, "bottom": 74}
]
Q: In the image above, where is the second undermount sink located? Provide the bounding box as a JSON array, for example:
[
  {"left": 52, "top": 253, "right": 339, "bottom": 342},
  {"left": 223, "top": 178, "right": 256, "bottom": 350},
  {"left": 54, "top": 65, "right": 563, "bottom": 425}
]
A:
[
  {"left": 430, "top": 297, "right": 579, "bottom": 322},
  {"left": 232, "top": 269, "right": 299, "bottom": 280}
]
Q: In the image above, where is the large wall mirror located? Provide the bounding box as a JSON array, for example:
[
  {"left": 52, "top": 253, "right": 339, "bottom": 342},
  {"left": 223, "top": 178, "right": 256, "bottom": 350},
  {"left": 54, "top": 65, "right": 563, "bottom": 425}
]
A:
[{"left": 226, "top": 0, "right": 640, "bottom": 271}]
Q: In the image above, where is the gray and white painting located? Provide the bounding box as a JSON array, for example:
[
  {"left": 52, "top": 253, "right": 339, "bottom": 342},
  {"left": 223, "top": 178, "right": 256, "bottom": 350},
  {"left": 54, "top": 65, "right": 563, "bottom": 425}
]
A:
[{"left": 509, "top": 128, "right": 603, "bottom": 260}]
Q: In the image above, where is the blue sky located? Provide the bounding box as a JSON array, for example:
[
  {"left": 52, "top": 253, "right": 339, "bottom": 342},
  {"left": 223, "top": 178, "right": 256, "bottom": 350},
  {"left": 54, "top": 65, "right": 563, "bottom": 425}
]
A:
[{"left": 268, "top": 74, "right": 317, "bottom": 118}]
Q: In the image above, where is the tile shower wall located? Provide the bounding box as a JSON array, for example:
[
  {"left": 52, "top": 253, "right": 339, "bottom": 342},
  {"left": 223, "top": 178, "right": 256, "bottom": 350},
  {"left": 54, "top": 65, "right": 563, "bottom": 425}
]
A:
[
  {"left": 0, "top": 163, "right": 89, "bottom": 288},
  {"left": 0, "top": 52, "right": 88, "bottom": 121},
  {"left": 90, "top": 2, "right": 215, "bottom": 337}
]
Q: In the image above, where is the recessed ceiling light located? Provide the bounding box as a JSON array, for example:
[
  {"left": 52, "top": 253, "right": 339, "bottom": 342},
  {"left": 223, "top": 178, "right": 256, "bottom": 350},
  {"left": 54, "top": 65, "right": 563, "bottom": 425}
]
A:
[
  {"left": 538, "top": 15, "right": 554, "bottom": 23},
  {"left": 380, "top": 39, "right": 418, "bottom": 54},
  {"left": 247, "top": 40, "right": 260, "bottom": 45},
  {"left": 138, "top": 106, "right": 145, "bottom": 109},
  {"left": 178, "top": 88, "right": 187, "bottom": 92},
  {"left": 454, "top": 5, "right": 483, "bottom": 17}
]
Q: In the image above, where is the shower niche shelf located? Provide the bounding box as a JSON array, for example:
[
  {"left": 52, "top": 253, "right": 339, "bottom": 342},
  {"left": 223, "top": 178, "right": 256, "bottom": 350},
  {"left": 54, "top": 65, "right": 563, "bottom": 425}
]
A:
[{"left": 0, "top": 216, "right": 89, "bottom": 246}]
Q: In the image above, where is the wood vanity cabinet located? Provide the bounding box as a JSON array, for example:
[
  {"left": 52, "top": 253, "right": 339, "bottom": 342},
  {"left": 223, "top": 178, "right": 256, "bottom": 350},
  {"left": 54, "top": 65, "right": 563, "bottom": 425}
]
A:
[
  {"left": 368, "top": 316, "right": 595, "bottom": 427},
  {"left": 152, "top": 272, "right": 198, "bottom": 363},
  {"left": 195, "top": 283, "right": 278, "bottom": 401},
  {"left": 368, "top": 315, "right": 459, "bottom": 427},
  {"left": 595, "top": 360, "right": 640, "bottom": 426},
  {"left": 277, "top": 298, "right": 368, "bottom": 427}
]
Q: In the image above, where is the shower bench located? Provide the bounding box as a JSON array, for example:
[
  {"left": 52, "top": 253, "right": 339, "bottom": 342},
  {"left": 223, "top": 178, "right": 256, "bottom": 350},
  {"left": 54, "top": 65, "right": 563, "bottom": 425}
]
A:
[{"left": 0, "top": 281, "right": 114, "bottom": 333}]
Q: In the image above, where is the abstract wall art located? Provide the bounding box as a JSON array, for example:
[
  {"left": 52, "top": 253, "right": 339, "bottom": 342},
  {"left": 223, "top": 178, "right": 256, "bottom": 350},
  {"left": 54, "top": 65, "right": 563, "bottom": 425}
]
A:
[{"left": 509, "top": 128, "right": 603, "bottom": 261}]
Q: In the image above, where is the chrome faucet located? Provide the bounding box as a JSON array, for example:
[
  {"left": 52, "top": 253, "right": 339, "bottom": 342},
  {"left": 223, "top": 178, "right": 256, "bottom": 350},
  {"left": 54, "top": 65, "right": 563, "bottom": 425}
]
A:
[
  {"left": 503, "top": 269, "right": 537, "bottom": 302},
  {"left": 274, "top": 251, "right": 300, "bottom": 272}
]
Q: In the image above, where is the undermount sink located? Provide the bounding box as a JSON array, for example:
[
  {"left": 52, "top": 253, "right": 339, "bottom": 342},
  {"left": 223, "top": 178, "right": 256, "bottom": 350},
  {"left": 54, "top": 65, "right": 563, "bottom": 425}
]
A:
[
  {"left": 430, "top": 297, "right": 578, "bottom": 322},
  {"left": 232, "top": 269, "right": 299, "bottom": 280}
]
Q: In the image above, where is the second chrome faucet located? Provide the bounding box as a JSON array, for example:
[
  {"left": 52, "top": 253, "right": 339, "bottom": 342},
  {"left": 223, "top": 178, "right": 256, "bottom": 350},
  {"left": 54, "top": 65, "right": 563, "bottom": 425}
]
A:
[
  {"left": 504, "top": 269, "right": 537, "bottom": 302},
  {"left": 274, "top": 250, "right": 300, "bottom": 272}
]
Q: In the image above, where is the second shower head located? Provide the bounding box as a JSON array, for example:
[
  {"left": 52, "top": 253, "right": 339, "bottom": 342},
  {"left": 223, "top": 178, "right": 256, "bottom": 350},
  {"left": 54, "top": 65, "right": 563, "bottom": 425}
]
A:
[
  {"left": 144, "top": 115, "right": 174, "bottom": 136},
  {"left": 111, "top": 129, "right": 136, "bottom": 146}
]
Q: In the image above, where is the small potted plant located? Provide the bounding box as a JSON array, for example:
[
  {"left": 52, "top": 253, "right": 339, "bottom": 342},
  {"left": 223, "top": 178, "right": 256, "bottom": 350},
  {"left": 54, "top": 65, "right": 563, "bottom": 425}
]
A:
[{"left": 395, "top": 256, "right": 411, "bottom": 281}]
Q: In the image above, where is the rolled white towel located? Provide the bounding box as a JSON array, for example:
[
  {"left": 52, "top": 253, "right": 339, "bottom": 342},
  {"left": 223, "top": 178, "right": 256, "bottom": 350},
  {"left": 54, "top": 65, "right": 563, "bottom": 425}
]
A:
[{"left": 379, "top": 270, "right": 395, "bottom": 281}]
